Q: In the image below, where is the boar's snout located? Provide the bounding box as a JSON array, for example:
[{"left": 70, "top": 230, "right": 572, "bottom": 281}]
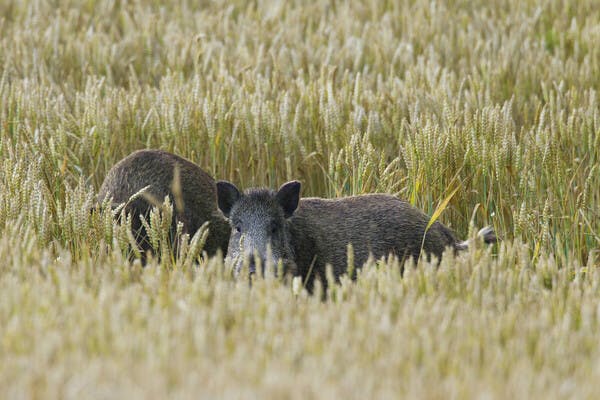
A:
[
  {"left": 227, "top": 248, "right": 267, "bottom": 277},
  {"left": 247, "top": 256, "right": 257, "bottom": 275}
]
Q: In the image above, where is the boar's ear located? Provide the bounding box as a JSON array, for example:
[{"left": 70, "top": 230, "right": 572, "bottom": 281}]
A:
[
  {"left": 216, "top": 181, "right": 241, "bottom": 218},
  {"left": 276, "top": 180, "right": 301, "bottom": 218}
]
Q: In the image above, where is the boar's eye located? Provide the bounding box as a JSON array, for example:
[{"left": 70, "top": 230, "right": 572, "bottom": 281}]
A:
[{"left": 235, "top": 225, "right": 242, "bottom": 233}]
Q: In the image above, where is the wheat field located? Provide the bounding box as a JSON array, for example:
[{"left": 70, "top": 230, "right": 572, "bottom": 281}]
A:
[{"left": 0, "top": 0, "right": 599, "bottom": 398}]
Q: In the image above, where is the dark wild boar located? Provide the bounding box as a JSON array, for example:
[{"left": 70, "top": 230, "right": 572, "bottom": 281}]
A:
[
  {"left": 97, "top": 149, "right": 230, "bottom": 261},
  {"left": 216, "top": 180, "right": 496, "bottom": 292}
]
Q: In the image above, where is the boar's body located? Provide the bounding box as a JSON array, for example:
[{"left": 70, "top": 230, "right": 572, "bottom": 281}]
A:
[
  {"left": 98, "top": 149, "right": 230, "bottom": 259},
  {"left": 289, "top": 194, "right": 458, "bottom": 290},
  {"left": 217, "top": 181, "right": 495, "bottom": 293}
]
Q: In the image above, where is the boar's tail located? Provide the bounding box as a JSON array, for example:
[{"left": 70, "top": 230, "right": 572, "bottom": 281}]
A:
[
  {"left": 455, "top": 226, "right": 497, "bottom": 251},
  {"left": 478, "top": 226, "right": 497, "bottom": 244}
]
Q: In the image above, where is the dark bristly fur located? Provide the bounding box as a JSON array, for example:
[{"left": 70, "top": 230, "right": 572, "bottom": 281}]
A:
[
  {"left": 97, "top": 149, "right": 231, "bottom": 261},
  {"left": 217, "top": 180, "right": 496, "bottom": 293}
]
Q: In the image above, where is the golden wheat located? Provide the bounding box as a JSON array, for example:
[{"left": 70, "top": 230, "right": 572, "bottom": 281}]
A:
[{"left": 0, "top": 0, "right": 598, "bottom": 398}]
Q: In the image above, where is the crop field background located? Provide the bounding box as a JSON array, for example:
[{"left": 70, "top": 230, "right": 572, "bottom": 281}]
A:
[{"left": 0, "top": 0, "right": 599, "bottom": 398}]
